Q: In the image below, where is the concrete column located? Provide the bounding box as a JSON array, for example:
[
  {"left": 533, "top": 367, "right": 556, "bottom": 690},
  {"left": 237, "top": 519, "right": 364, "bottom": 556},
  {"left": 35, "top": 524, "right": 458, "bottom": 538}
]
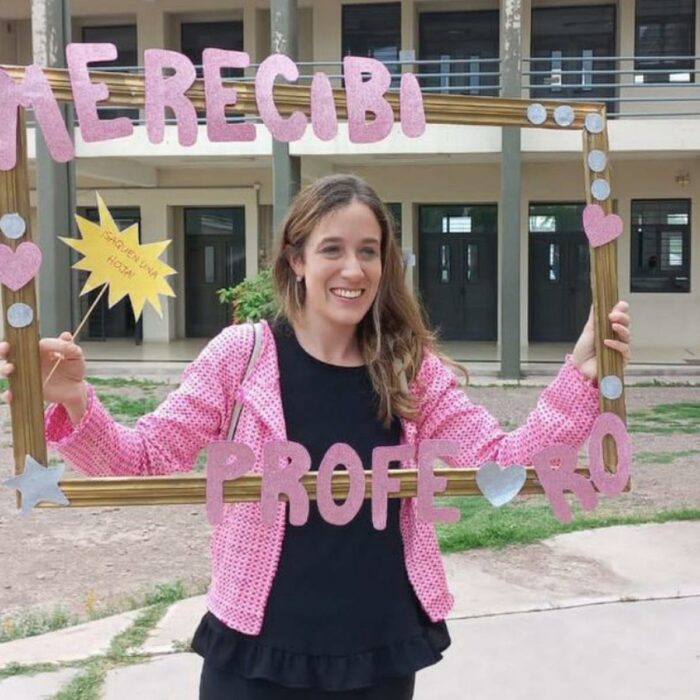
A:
[
  {"left": 401, "top": 0, "right": 415, "bottom": 57},
  {"left": 141, "top": 200, "right": 175, "bottom": 343},
  {"left": 31, "top": 0, "right": 75, "bottom": 336},
  {"left": 136, "top": 3, "right": 165, "bottom": 52},
  {"left": 499, "top": 0, "right": 523, "bottom": 379},
  {"left": 271, "top": 0, "right": 301, "bottom": 235}
]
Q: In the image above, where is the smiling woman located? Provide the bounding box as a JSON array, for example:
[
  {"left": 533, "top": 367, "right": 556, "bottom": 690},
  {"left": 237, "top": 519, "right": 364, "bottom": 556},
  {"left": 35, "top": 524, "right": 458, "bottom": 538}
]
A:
[{"left": 272, "top": 174, "right": 450, "bottom": 422}]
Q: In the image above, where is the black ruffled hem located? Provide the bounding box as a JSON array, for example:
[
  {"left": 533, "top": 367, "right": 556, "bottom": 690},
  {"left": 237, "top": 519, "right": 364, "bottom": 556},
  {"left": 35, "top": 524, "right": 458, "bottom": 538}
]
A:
[{"left": 191, "top": 612, "right": 451, "bottom": 692}]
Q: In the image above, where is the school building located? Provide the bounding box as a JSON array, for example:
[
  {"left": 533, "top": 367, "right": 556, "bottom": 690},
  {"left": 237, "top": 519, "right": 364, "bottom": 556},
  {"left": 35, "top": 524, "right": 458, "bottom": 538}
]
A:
[{"left": 1, "top": 0, "right": 698, "bottom": 376}]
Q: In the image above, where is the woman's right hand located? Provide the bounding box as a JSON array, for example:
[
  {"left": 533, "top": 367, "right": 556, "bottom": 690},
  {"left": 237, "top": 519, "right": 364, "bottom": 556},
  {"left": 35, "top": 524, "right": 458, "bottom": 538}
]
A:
[{"left": 1, "top": 331, "right": 88, "bottom": 421}]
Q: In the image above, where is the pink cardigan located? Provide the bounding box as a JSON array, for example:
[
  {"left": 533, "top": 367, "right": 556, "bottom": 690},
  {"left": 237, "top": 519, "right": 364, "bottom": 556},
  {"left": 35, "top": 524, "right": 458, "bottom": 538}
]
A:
[{"left": 45, "top": 320, "right": 599, "bottom": 634}]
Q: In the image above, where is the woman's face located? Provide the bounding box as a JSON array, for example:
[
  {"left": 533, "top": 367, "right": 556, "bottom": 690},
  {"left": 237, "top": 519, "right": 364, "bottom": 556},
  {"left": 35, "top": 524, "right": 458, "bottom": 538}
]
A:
[{"left": 291, "top": 200, "right": 383, "bottom": 331}]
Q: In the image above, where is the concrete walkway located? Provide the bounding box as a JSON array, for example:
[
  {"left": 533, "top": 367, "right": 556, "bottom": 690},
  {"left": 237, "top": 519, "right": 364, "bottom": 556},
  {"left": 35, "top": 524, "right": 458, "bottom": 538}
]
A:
[{"left": 1, "top": 521, "right": 698, "bottom": 699}]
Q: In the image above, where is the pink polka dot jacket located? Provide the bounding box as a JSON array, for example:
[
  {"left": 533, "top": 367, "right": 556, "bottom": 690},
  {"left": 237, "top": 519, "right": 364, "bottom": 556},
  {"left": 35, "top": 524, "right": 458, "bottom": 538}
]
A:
[{"left": 45, "top": 320, "right": 600, "bottom": 635}]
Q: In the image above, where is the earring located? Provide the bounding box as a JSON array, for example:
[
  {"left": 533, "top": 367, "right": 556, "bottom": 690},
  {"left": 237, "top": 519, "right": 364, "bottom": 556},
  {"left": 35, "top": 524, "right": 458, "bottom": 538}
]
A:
[{"left": 296, "top": 275, "right": 303, "bottom": 283}]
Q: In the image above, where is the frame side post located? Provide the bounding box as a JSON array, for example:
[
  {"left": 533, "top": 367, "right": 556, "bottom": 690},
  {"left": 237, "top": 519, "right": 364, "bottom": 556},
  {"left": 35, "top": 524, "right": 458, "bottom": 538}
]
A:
[
  {"left": 582, "top": 112, "right": 626, "bottom": 472},
  {"left": 0, "top": 110, "right": 48, "bottom": 500}
]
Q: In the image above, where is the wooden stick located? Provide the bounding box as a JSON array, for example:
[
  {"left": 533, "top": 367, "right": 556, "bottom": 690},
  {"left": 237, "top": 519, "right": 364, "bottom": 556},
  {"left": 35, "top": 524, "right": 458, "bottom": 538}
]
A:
[{"left": 43, "top": 284, "right": 108, "bottom": 388}]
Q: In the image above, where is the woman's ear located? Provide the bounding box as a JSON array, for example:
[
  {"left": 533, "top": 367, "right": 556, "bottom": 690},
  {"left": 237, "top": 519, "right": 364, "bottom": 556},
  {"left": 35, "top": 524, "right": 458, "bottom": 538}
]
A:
[{"left": 286, "top": 246, "right": 304, "bottom": 278}]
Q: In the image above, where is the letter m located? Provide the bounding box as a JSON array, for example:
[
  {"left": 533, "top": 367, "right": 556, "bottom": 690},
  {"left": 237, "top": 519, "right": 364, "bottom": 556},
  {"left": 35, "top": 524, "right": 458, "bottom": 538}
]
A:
[{"left": 0, "top": 65, "right": 74, "bottom": 171}]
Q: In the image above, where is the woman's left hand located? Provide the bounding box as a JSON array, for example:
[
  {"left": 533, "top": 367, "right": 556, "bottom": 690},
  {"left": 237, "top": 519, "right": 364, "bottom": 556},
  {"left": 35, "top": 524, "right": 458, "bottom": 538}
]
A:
[{"left": 571, "top": 300, "right": 631, "bottom": 381}]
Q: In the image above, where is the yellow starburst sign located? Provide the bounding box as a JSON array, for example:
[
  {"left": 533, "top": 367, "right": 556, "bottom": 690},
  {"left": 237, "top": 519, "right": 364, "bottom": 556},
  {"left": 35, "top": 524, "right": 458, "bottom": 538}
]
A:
[{"left": 61, "top": 193, "right": 176, "bottom": 319}]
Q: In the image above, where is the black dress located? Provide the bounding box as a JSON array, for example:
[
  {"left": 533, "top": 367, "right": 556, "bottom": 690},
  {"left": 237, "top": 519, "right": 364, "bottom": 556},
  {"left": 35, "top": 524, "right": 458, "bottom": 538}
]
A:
[{"left": 193, "top": 318, "right": 450, "bottom": 699}]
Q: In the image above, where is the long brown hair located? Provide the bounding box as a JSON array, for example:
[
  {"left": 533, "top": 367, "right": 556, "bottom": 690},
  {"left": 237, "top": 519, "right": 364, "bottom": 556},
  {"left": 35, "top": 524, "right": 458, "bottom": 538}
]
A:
[{"left": 272, "top": 174, "right": 467, "bottom": 427}]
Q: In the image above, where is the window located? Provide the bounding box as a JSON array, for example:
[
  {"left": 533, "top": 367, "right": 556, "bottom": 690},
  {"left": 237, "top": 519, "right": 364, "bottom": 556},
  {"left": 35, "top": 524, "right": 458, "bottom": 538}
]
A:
[
  {"left": 342, "top": 3, "right": 401, "bottom": 84},
  {"left": 530, "top": 6, "right": 616, "bottom": 109},
  {"left": 635, "top": 0, "right": 695, "bottom": 83},
  {"left": 419, "top": 11, "right": 499, "bottom": 96},
  {"left": 181, "top": 21, "right": 244, "bottom": 75},
  {"left": 420, "top": 205, "right": 497, "bottom": 235},
  {"left": 81, "top": 25, "right": 138, "bottom": 121},
  {"left": 631, "top": 200, "right": 691, "bottom": 293},
  {"left": 386, "top": 202, "right": 402, "bottom": 241},
  {"left": 528, "top": 203, "right": 585, "bottom": 233}
]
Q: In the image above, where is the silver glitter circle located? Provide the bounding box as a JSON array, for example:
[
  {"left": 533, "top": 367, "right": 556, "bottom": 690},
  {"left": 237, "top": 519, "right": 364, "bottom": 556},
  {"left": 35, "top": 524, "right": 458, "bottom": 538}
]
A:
[
  {"left": 585, "top": 112, "right": 604, "bottom": 134},
  {"left": 600, "top": 375, "right": 623, "bottom": 400},
  {"left": 553, "top": 105, "right": 575, "bottom": 127},
  {"left": 527, "top": 103, "right": 547, "bottom": 125},
  {"left": 587, "top": 150, "right": 608, "bottom": 173},
  {"left": 7, "top": 302, "right": 34, "bottom": 329},
  {"left": 591, "top": 178, "right": 611, "bottom": 201},
  {"left": 0, "top": 213, "right": 26, "bottom": 240}
]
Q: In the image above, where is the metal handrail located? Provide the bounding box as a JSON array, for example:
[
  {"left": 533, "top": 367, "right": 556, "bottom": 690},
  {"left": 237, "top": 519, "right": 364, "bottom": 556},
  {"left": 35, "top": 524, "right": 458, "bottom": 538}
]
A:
[{"left": 522, "top": 54, "right": 700, "bottom": 62}]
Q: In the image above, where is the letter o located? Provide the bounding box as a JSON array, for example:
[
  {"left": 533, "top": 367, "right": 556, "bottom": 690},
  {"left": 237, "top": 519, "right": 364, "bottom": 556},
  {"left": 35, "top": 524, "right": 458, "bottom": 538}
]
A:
[{"left": 316, "top": 443, "right": 366, "bottom": 526}]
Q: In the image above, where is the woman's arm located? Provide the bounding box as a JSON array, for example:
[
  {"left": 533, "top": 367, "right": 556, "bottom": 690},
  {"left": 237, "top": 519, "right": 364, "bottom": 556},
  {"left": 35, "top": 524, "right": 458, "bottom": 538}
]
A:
[
  {"left": 44, "top": 324, "right": 253, "bottom": 477},
  {"left": 414, "top": 351, "right": 599, "bottom": 468},
  {"left": 415, "top": 301, "right": 631, "bottom": 466}
]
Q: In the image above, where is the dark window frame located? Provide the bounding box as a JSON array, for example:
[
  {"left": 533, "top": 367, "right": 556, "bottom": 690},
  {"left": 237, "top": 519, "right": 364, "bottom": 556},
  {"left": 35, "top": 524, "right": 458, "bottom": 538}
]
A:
[
  {"left": 530, "top": 4, "right": 617, "bottom": 109},
  {"left": 386, "top": 202, "right": 402, "bottom": 241},
  {"left": 180, "top": 19, "right": 245, "bottom": 76},
  {"left": 634, "top": 0, "right": 696, "bottom": 84},
  {"left": 630, "top": 198, "right": 691, "bottom": 294},
  {"left": 418, "top": 9, "right": 500, "bottom": 97},
  {"left": 341, "top": 2, "right": 401, "bottom": 85}
]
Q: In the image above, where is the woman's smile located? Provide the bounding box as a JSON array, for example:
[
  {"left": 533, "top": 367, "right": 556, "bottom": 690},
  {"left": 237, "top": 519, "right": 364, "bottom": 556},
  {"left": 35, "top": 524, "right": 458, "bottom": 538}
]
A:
[{"left": 330, "top": 287, "right": 365, "bottom": 300}]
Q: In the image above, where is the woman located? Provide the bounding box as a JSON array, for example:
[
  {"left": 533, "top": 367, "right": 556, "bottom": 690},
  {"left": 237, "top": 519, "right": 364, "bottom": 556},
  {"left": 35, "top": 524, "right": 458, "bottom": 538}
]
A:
[{"left": 0, "top": 175, "right": 631, "bottom": 699}]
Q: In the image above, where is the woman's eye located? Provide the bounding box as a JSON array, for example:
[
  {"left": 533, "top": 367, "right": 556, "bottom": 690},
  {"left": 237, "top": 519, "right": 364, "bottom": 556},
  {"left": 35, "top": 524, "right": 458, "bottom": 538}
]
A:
[
  {"left": 361, "top": 248, "right": 379, "bottom": 258},
  {"left": 321, "top": 246, "right": 340, "bottom": 255}
]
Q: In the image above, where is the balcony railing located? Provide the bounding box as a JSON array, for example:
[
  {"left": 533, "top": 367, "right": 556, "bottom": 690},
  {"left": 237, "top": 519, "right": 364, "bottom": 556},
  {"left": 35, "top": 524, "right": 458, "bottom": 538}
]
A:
[
  {"left": 522, "top": 55, "right": 700, "bottom": 118},
  {"left": 22, "top": 54, "right": 700, "bottom": 128}
]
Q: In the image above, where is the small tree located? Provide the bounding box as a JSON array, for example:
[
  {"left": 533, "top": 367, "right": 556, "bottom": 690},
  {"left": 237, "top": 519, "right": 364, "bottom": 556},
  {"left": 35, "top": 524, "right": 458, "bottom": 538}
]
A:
[{"left": 217, "top": 269, "right": 278, "bottom": 324}]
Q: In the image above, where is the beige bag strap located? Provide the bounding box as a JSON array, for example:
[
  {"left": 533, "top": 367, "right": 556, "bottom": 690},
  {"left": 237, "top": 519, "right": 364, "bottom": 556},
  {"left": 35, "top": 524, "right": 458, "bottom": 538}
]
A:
[{"left": 226, "top": 322, "right": 264, "bottom": 441}]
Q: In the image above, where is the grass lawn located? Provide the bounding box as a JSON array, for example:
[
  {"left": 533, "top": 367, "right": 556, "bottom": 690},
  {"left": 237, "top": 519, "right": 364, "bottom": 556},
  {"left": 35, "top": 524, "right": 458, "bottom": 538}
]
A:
[
  {"left": 628, "top": 402, "right": 700, "bottom": 434},
  {"left": 435, "top": 496, "right": 700, "bottom": 553}
]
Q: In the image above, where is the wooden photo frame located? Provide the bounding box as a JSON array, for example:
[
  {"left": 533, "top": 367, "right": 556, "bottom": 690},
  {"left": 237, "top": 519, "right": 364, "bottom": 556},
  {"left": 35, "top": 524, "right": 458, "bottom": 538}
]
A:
[{"left": 0, "top": 63, "right": 626, "bottom": 509}]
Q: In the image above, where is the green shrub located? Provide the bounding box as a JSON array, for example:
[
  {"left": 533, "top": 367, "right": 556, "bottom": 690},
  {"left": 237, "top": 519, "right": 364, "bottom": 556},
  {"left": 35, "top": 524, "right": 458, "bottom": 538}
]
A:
[{"left": 217, "top": 269, "right": 278, "bottom": 324}]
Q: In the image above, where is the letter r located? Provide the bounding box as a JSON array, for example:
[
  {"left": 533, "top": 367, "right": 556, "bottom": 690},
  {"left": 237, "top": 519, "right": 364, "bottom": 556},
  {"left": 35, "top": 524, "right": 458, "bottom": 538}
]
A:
[{"left": 262, "top": 441, "right": 311, "bottom": 527}]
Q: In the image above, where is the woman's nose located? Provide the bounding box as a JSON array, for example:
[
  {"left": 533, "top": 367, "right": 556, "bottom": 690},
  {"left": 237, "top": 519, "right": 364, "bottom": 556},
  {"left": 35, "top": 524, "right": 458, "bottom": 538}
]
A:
[{"left": 341, "top": 255, "right": 364, "bottom": 279}]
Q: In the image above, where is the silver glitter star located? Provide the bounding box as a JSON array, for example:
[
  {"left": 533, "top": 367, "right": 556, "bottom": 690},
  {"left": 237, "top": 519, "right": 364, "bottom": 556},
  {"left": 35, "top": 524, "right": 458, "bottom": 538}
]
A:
[{"left": 3, "top": 455, "right": 69, "bottom": 514}]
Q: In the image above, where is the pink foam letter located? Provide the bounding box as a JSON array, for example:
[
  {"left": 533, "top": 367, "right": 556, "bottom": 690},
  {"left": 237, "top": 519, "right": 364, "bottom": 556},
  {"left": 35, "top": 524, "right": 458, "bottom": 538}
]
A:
[
  {"left": 372, "top": 445, "right": 413, "bottom": 529},
  {"left": 417, "top": 440, "right": 460, "bottom": 524},
  {"left": 0, "top": 64, "right": 74, "bottom": 170},
  {"left": 203, "top": 48, "right": 256, "bottom": 142},
  {"left": 255, "top": 54, "right": 307, "bottom": 142},
  {"left": 66, "top": 43, "right": 134, "bottom": 143},
  {"left": 316, "top": 443, "right": 365, "bottom": 526},
  {"left": 588, "top": 413, "right": 632, "bottom": 496},
  {"left": 262, "top": 440, "right": 311, "bottom": 527},
  {"left": 145, "top": 49, "right": 198, "bottom": 146},
  {"left": 206, "top": 441, "right": 255, "bottom": 526},
  {"left": 343, "top": 56, "right": 394, "bottom": 143},
  {"left": 399, "top": 72, "right": 426, "bottom": 138},
  {"left": 310, "top": 72, "right": 338, "bottom": 141},
  {"left": 532, "top": 444, "right": 598, "bottom": 523}
]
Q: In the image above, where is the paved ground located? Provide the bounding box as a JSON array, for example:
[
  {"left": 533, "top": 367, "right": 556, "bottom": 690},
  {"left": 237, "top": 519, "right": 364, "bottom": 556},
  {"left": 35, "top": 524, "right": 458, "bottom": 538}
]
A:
[{"left": 0, "top": 521, "right": 698, "bottom": 699}]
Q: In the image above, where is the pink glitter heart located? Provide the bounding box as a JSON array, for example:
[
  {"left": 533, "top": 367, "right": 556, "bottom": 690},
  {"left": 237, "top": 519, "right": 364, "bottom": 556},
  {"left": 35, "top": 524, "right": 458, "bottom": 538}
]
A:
[
  {"left": 0, "top": 242, "right": 42, "bottom": 291},
  {"left": 582, "top": 204, "right": 623, "bottom": 248}
]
